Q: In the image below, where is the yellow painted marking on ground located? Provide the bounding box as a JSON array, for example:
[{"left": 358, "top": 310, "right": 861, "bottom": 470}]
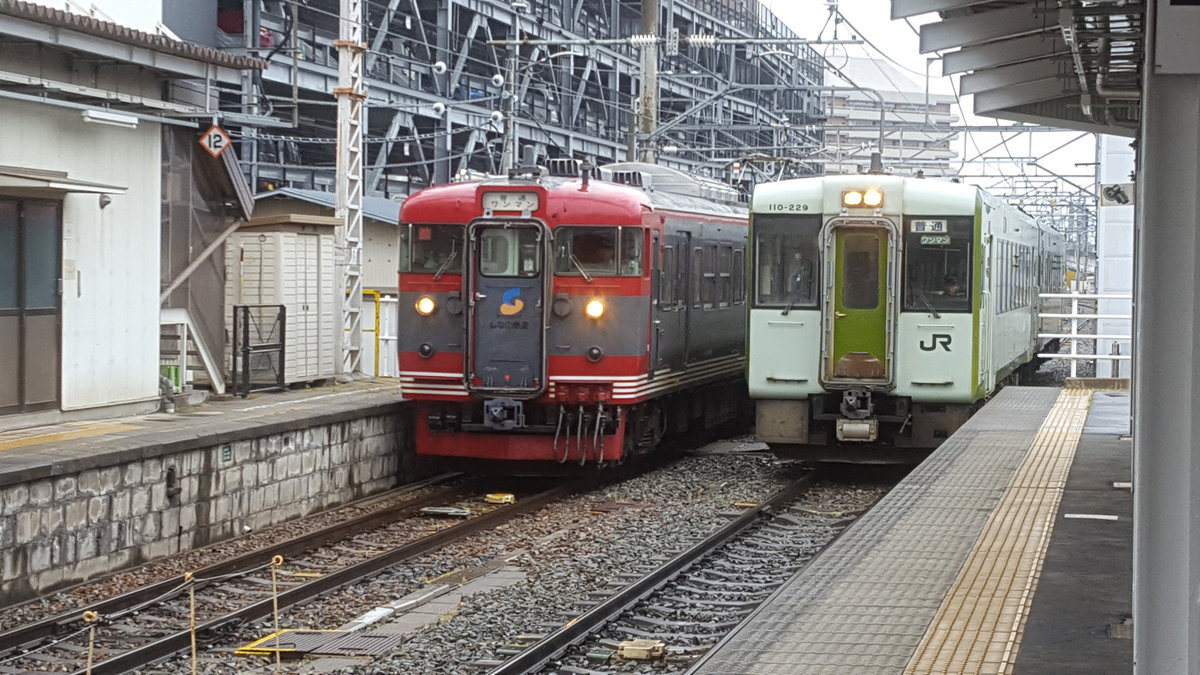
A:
[
  {"left": 0, "top": 424, "right": 143, "bottom": 451},
  {"left": 424, "top": 567, "right": 465, "bottom": 584},
  {"left": 905, "top": 388, "right": 1091, "bottom": 675}
]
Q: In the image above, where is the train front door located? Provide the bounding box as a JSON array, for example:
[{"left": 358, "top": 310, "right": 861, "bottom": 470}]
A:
[
  {"left": 823, "top": 219, "right": 895, "bottom": 387},
  {"left": 466, "top": 221, "right": 548, "bottom": 396}
]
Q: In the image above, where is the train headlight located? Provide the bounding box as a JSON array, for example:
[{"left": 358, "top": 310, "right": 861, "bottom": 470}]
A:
[
  {"left": 584, "top": 298, "right": 605, "bottom": 319},
  {"left": 415, "top": 296, "right": 437, "bottom": 316},
  {"left": 842, "top": 190, "right": 864, "bottom": 207},
  {"left": 863, "top": 187, "right": 884, "bottom": 207}
]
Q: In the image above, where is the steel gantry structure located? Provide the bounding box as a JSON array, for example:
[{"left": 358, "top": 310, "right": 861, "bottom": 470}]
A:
[{"left": 216, "top": 0, "right": 828, "bottom": 197}]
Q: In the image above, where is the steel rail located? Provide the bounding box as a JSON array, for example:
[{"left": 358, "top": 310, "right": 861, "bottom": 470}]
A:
[
  {"left": 0, "top": 473, "right": 460, "bottom": 656},
  {"left": 70, "top": 478, "right": 596, "bottom": 675},
  {"left": 486, "top": 470, "right": 822, "bottom": 675}
]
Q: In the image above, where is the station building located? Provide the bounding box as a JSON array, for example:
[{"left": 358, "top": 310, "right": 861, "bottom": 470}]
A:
[{"left": 0, "top": 0, "right": 264, "bottom": 428}]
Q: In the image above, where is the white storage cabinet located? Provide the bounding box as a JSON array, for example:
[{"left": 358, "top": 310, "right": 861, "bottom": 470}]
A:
[{"left": 225, "top": 218, "right": 337, "bottom": 384}]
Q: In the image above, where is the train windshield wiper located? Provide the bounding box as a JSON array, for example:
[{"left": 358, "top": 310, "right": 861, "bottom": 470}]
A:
[
  {"left": 917, "top": 289, "right": 941, "bottom": 319},
  {"left": 781, "top": 300, "right": 796, "bottom": 316},
  {"left": 569, "top": 253, "right": 593, "bottom": 283},
  {"left": 433, "top": 248, "right": 458, "bottom": 280}
]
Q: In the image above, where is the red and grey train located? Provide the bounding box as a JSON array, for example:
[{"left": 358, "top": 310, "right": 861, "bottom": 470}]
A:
[{"left": 397, "top": 161, "right": 748, "bottom": 467}]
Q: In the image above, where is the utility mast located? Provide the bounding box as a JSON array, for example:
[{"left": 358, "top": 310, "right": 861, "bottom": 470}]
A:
[
  {"left": 335, "top": 0, "right": 365, "bottom": 375},
  {"left": 638, "top": 0, "right": 658, "bottom": 163}
]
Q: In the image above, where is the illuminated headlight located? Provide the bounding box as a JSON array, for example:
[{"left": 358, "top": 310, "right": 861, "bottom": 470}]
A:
[
  {"left": 415, "top": 296, "right": 437, "bottom": 315},
  {"left": 842, "top": 190, "right": 864, "bottom": 207},
  {"left": 584, "top": 298, "right": 605, "bottom": 319},
  {"left": 863, "top": 187, "right": 884, "bottom": 207}
]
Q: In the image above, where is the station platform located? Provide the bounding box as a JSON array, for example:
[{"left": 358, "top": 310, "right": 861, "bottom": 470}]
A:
[
  {"left": 689, "top": 385, "right": 1132, "bottom": 675},
  {"left": 0, "top": 380, "right": 406, "bottom": 488}
]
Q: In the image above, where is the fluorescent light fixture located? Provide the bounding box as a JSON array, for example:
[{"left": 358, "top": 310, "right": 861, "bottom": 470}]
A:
[{"left": 81, "top": 109, "right": 138, "bottom": 129}]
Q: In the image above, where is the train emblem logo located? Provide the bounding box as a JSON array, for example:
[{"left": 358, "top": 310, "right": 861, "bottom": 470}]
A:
[
  {"left": 500, "top": 288, "right": 525, "bottom": 315},
  {"left": 920, "top": 334, "right": 953, "bottom": 352}
]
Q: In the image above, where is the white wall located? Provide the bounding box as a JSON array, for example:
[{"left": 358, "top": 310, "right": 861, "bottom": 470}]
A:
[
  {"left": 1097, "top": 134, "right": 1135, "bottom": 378},
  {"left": 0, "top": 98, "right": 161, "bottom": 410}
]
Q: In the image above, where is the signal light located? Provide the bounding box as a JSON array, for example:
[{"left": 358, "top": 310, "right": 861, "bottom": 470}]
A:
[
  {"left": 842, "top": 190, "right": 864, "bottom": 207},
  {"left": 584, "top": 298, "right": 605, "bottom": 319},
  {"left": 415, "top": 296, "right": 436, "bottom": 315}
]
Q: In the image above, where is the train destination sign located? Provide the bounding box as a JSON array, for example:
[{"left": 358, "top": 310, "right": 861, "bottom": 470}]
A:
[
  {"left": 911, "top": 219, "right": 947, "bottom": 233},
  {"left": 482, "top": 191, "right": 539, "bottom": 212}
]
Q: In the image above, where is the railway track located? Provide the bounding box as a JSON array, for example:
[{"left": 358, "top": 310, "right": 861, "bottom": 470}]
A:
[
  {"left": 478, "top": 473, "right": 890, "bottom": 674},
  {"left": 0, "top": 473, "right": 590, "bottom": 674}
]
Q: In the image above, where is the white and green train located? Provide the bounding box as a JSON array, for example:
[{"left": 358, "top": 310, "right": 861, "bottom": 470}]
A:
[{"left": 749, "top": 172, "right": 1066, "bottom": 462}]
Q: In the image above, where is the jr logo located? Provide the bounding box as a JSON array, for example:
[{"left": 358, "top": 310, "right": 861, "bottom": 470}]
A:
[
  {"left": 499, "top": 288, "right": 525, "bottom": 315},
  {"left": 920, "top": 334, "right": 953, "bottom": 352}
]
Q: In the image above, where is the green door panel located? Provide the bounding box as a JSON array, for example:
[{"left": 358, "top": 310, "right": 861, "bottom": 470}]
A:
[{"left": 829, "top": 227, "right": 889, "bottom": 381}]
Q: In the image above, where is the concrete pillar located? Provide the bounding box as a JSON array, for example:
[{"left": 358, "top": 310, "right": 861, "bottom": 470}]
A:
[
  {"left": 1097, "top": 135, "right": 1134, "bottom": 378},
  {"left": 1134, "top": 3, "right": 1200, "bottom": 670}
]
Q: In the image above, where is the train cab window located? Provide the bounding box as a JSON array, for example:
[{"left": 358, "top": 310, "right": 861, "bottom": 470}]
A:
[
  {"left": 478, "top": 226, "right": 541, "bottom": 277},
  {"left": 554, "top": 226, "right": 643, "bottom": 277},
  {"left": 903, "top": 216, "right": 972, "bottom": 313},
  {"left": 407, "top": 224, "right": 464, "bottom": 274},
  {"left": 841, "top": 233, "right": 880, "bottom": 310},
  {"left": 753, "top": 214, "right": 820, "bottom": 309}
]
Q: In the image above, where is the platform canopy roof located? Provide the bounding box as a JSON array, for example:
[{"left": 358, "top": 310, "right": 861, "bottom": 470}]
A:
[{"left": 893, "top": 0, "right": 1143, "bottom": 137}]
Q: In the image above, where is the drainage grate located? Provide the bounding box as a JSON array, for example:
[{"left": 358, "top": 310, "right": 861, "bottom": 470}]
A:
[{"left": 316, "top": 631, "right": 406, "bottom": 656}]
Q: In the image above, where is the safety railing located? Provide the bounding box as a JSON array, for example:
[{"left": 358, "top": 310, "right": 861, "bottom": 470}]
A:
[
  {"left": 1037, "top": 292, "right": 1132, "bottom": 378},
  {"left": 231, "top": 305, "right": 286, "bottom": 397}
]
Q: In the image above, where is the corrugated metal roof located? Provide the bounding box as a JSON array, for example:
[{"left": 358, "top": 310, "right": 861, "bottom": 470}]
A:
[
  {"left": 0, "top": 0, "right": 266, "bottom": 70},
  {"left": 892, "top": 0, "right": 1142, "bottom": 137},
  {"left": 253, "top": 187, "right": 404, "bottom": 225}
]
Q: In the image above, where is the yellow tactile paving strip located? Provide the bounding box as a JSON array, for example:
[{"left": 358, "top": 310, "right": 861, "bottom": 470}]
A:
[
  {"left": 0, "top": 423, "right": 144, "bottom": 452},
  {"left": 905, "top": 388, "right": 1091, "bottom": 675}
]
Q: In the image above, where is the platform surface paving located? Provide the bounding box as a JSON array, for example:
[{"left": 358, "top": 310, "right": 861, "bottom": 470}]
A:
[{"left": 690, "top": 386, "right": 1091, "bottom": 674}]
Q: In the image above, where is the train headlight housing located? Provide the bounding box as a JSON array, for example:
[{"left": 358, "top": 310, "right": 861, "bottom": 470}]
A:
[
  {"left": 863, "top": 187, "right": 884, "bottom": 207},
  {"left": 584, "top": 298, "right": 605, "bottom": 319},
  {"left": 842, "top": 190, "right": 864, "bottom": 207},
  {"left": 415, "top": 296, "right": 437, "bottom": 316}
]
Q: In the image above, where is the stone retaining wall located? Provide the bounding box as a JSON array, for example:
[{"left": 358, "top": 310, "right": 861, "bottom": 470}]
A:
[{"left": 0, "top": 411, "right": 410, "bottom": 605}]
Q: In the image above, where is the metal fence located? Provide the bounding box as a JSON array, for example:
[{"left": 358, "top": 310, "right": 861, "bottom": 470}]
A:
[
  {"left": 1038, "top": 292, "right": 1132, "bottom": 378},
  {"left": 231, "top": 305, "right": 286, "bottom": 397}
]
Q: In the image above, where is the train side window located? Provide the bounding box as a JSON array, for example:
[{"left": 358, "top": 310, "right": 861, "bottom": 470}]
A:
[
  {"left": 732, "top": 248, "right": 745, "bottom": 304},
  {"left": 718, "top": 245, "right": 732, "bottom": 307},
  {"left": 701, "top": 244, "right": 717, "bottom": 309},
  {"left": 660, "top": 245, "right": 676, "bottom": 308},
  {"left": 692, "top": 247, "right": 703, "bottom": 308},
  {"left": 676, "top": 241, "right": 688, "bottom": 309},
  {"left": 410, "top": 224, "right": 464, "bottom": 274}
]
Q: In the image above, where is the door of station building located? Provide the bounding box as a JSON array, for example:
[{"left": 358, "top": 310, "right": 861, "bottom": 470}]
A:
[
  {"left": 824, "top": 220, "right": 893, "bottom": 386},
  {"left": 0, "top": 199, "right": 61, "bottom": 415},
  {"left": 466, "top": 221, "right": 547, "bottom": 396}
]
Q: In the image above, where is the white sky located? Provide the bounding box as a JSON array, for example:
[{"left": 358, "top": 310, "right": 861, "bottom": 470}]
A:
[{"left": 765, "top": 0, "right": 1097, "bottom": 183}]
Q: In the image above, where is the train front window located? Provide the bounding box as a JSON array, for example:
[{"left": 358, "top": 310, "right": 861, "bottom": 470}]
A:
[
  {"left": 753, "top": 214, "right": 820, "bottom": 308},
  {"left": 478, "top": 226, "right": 541, "bottom": 277},
  {"left": 408, "top": 224, "right": 464, "bottom": 275},
  {"left": 553, "top": 226, "right": 644, "bottom": 277},
  {"left": 903, "top": 216, "right": 973, "bottom": 313}
]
